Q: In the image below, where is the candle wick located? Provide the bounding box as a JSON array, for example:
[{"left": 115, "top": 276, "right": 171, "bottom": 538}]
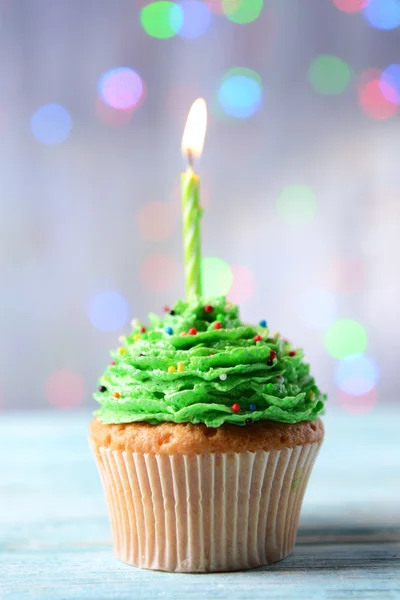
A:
[{"left": 187, "top": 149, "right": 194, "bottom": 169}]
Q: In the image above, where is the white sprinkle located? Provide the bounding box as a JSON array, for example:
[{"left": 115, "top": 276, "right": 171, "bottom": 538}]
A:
[{"left": 219, "top": 373, "right": 227, "bottom": 381}]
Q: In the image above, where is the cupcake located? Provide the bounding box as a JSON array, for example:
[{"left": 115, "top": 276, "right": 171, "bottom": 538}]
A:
[{"left": 90, "top": 296, "right": 326, "bottom": 572}]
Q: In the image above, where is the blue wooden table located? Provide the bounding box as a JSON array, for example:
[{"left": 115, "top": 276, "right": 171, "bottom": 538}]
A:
[{"left": 1, "top": 410, "right": 399, "bottom": 599}]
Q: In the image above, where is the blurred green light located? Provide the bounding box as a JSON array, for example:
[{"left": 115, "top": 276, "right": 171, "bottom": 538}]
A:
[
  {"left": 222, "top": 0, "right": 263, "bottom": 24},
  {"left": 325, "top": 319, "right": 368, "bottom": 359},
  {"left": 308, "top": 55, "right": 352, "bottom": 95},
  {"left": 140, "top": 2, "right": 183, "bottom": 39},
  {"left": 201, "top": 257, "right": 233, "bottom": 297},
  {"left": 277, "top": 185, "right": 317, "bottom": 224}
]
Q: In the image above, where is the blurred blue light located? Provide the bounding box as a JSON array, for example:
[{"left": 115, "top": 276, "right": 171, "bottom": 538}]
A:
[
  {"left": 88, "top": 290, "right": 129, "bottom": 332},
  {"left": 178, "top": 1, "right": 211, "bottom": 38},
  {"left": 363, "top": 0, "right": 400, "bottom": 30},
  {"left": 335, "top": 354, "right": 379, "bottom": 396},
  {"left": 218, "top": 75, "right": 262, "bottom": 119},
  {"left": 30, "top": 104, "right": 72, "bottom": 145},
  {"left": 296, "top": 287, "right": 337, "bottom": 329},
  {"left": 380, "top": 64, "right": 400, "bottom": 104},
  {"left": 98, "top": 67, "right": 144, "bottom": 110}
]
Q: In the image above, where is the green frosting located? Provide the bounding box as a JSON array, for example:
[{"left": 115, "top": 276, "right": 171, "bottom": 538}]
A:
[{"left": 94, "top": 297, "right": 326, "bottom": 427}]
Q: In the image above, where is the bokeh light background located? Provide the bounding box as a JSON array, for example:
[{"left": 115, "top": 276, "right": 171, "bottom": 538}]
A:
[{"left": 1, "top": 0, "right": 399, "bottom": 416}]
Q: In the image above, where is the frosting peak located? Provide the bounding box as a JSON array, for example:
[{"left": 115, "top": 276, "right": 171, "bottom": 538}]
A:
[{"left": 94, "top": 297, "right": 326, "bottom": 427}]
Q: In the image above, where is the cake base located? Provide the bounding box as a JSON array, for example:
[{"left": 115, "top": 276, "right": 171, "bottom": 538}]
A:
[{"left": 90, "top": 439, "right": 322, "bottom": 572}]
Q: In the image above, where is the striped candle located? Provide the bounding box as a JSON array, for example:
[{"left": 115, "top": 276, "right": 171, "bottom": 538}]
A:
[{"left": 181, "top": 166, "right": 202, "bottom": 299}]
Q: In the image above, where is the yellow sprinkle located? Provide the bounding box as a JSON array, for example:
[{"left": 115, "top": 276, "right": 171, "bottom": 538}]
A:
[
  {"left": 308, "top": 391, "right": 315, "bottom": 399},
  {"left": 118, "top": 347, "right": 127, "bottom": 355},
  {"left": 177, "top": 362, "right": 184, "bottom": 372},
  {"left": 133, "top": 334, "right": 141, "bottom": 341},
  {"left": 168, "top": 366, "right": 176, "bottom": 373},
  {"left": 102, "top": 376, "right": 108, "bottom": 381}
]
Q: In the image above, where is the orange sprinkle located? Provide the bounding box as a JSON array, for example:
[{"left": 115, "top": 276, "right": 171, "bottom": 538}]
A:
[{"left": 113, "top": 392, "right": 120, "bottom": 398}]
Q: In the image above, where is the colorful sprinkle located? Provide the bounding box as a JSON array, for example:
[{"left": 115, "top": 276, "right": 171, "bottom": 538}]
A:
[
  {"left": 267, "top": 359, "right": 274, "bottom": 366},
  {"left": 113, "top": 391, "right": 120, "bottom": 398},
  {"left": 254, "top": 335, "right": 262, "bottom": 342},
  {"left": 110, "top": 361, "right": 116, "bottom": 365},
  {"left": 133, "top": 334, "right": 141, "bottom": 341},
  {"left": 98, "top": 385, "right": 107, "bottom": 392},
  {"left": 308, "top": 391, "right": 315, "bottom": 399},
  {"left": 232, "top": 403, "right": 241, "bottom": 413},
  {"left": 216, "top": 313, "right": 224, "bottom": 322},
  {"left": 259, "top": 320, "right": 267, "bottom": 328},
  {"left": 102, "top": 375, "right": 108, "bottom": 381},
  {"left": 289, "top": 351, "right": 296, "bottom": 357},
  {"left": 214, "top": 321, "right": 222, "bottom": 329},
  {"left": 165, "top": 326, "right": 173, "bottom": 335},
  {"left": 163, "top": 305, "right": 170, "bottom": 312},
  {"left": 169, "top": 310, "right": 175, "bottom": 315},
  {"left": 140, "top": 326, "right": 146, "bottom": 333},
  {"left": 138, "top": 353, "right": 144, "bottom": 357},
  {"left": 180, "top": 331, "right": 187, "bottom": 337},
  {"left": 270, "top": 350, "right": 277, "bottom": 359},
  {"left": 177, "top": 362, "right": 185, "bottom": 372},
  {"left": 188, "top": 327, "right": 197, "bottom": 335},
  {"left": 168, "top": 366, "right": 176, "bottom": 373},
  {"left": 118, "top": 347, "right": 127, "bottom": 355},
  {"left": 204, "top": 304, "right": 214, "bottom": 313},
  {"left": 209, "top": 352, "right": 215, "bottom": 356},
  {"left": 246, "top": 418, "right": 254, "bottom": 425},
  {"left": 249, "top": 403, "right": 256, "bottom": 411},
  {"left": 219, "top": 373, "right": 227, "bottom": 381}
]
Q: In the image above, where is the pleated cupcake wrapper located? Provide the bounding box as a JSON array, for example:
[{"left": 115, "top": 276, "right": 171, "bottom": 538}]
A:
[{"left": 91, "top": 442, "right": 321, "bottom": 572}]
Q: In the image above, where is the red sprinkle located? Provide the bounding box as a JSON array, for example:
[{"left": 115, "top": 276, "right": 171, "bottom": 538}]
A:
[
  {"left": 214, "top": 321, "right": 222, "bottom": 329},
  {"left": 270, "top": 350, "right": 277, "bottom": 359},
  {"left": 204, "top": 304, "right": 214, "bottom": 313},
  {"left": 232, "top": 403, "right": 241, "bottom": 413},
  {"left": 110, "top": 361, "right": 116, "bottom": 365},
  {"left": 188, "top": 327, "right": 197, "bottom": 335},
  {"left": 113, "top": 392, "right": 121, "bottom": 398},
  {"left": 254, "top": 335, "right": 262, "bottom": 342},
  {"left": 163, "top": 305, "right": 170, "bottom": 312},
  {"left": 289, "top": 351, "right": 296, "bottom": 357},
  {"left": 140, "top": 327, "right": 146, "bottom": 334}
]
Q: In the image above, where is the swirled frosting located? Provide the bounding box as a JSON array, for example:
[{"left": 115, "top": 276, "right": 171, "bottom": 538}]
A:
[{"left": 94, "top": 297, "right": 326, "bottom": 427}]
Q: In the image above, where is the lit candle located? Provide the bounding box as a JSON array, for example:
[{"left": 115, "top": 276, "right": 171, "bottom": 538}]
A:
[{"left": 181, "top": 98, "right": 207, "bottom": 300}]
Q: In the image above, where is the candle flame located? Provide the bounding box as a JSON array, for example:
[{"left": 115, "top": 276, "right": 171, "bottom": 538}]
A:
[{"left": 181, "top": 98, "right": 207, "bottom": 161}]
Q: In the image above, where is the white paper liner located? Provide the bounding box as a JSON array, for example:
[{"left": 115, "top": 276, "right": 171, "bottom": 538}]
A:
[{"left": 91, "top": 442, "right": 321, "bottom": 572}]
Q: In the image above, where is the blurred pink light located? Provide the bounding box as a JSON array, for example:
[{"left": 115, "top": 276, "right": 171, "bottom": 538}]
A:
[
  {"left": 98, "top": 67, "right": 145, "bottom": 110},
  {"left": 338, "top": 387, "right": 378, "bottom": 415},
  {"left": 226, "top": 264, "right": 256, "bottom": 304},
  {"left": 359, "top": 79, "right": 399, "bottom": 119},
  {"left": 96, "top": 98, "right": 135, "bottom": 127},
  {"left": 356, "top": 67, "right": 382, "bottom": 91},
  {"left": 332, "top": 0, "right": 367, "bottom": 12},
  {"left": 45, "top": 369, "right": 85, "bottom": 410},
  {"left": 204, "top": 0, "right": 225, "bottom": 14},
  {"left": 140, "top": 254, "right": 178, "bottom": 293},
  {"left": 136, "top": 201, "right": 178, "bottom": 241},
  {"left": 324, "top": 256, "right": 366, "bottom": 293}
]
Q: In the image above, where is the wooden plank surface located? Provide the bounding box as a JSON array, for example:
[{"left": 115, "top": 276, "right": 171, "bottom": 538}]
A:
[{"left": 1, "top": 410, "right": 399, "bottom": 599}]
